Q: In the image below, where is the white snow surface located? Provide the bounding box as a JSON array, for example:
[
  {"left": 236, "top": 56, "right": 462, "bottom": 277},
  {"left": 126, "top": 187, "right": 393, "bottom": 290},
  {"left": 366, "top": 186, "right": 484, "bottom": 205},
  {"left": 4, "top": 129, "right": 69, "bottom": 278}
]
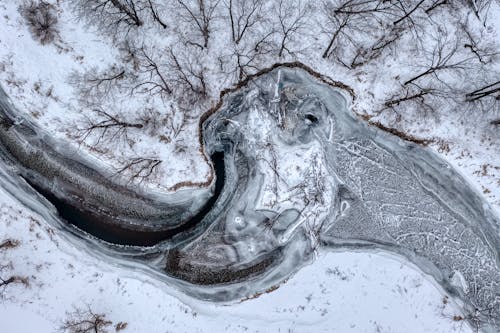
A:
[
  {"left": 0, "top": 0, "right": 211, "bottom": 191},
  {"left": 0, "top": 0, "right": 498, "bottom": 332},
  {"left": 0, "top": 0, "right": 498, "bottom": 211},
  {"left": 0, "top": 185, "right": 472, "bottom": 333}
]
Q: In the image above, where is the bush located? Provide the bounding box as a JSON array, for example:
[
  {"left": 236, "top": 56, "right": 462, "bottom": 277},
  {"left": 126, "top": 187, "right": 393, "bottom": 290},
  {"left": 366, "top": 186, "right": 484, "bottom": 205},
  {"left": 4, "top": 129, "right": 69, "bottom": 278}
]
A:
[
  {"left": 60, "top": 306, "right": 112, "bottom": 333},
  {"left": 20, "top": 1, "right": 59, "bottom": 45}
]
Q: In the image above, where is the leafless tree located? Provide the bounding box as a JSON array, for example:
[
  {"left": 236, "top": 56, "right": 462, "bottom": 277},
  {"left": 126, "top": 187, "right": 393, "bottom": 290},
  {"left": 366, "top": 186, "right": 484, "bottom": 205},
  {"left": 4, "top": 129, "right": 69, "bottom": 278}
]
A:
[
  {"left": 273, "top": 0, "right": 309, "bottom": 58},
  {"left": 320, "top": 0, "right": 405, "bottom": 66},
  {"left": 72, "top": 66, "right": 126, "bottom": 101},
  {"left": 320, "top": 2, "right": 350, "bottom": 60},
  {"left": 464, "top": 0, "right": 497, "bottom": 22},
  {"left": 219, "top": 18, "right": 277, "bottom": 81},
  {"left": 227, "top": 47, "right": 262, "bottom": 81},
  {"left": 466, "top": 81, "right": 500, "bottom": 102},
  {"left": 376, "top": 29, "right": 477, "bottom": 115},
  {"left": 113, "top": 41, "right": 174, "bottom": 98},
  {"left": 393, "top": 0, "right": 427, "bottom": 26},
  {"left": 119, "top": 39, "right": 141, "bottom": 70},
  {"left": 166, "top": 46, "right": 208, "bottom": 99},
  {"left": 145, "top": 0, "right": 167, "bottom": 29},
  {"left": 60, "top": 306, "right": 113, "bottom": 333},
  {"left": 176, "top": 0, "right": 220, "bottom": 49},
  {"left": 219, "top": 35, "right": 274, "bottom": 82},
  {"left": 76, "top": 0, "right": 143, "bottom": 36},
  {"left": 465, "top": 81, "right": 500, "bottom": 116},
  {"left": 381, "top": 38, "right": 467, "bottom": 116},
  {"left": 20, "top": 0, "right": 59, "bottom": 45},
  {"left": 137, "top": 106, "right": 186, "bottom": 139},
  {"left": 319, "top": 0, "right": 461, "bottom": 68},
  {"left": 459, "top": 22, "right": 498, "bottom": 65},
  {"left": 350, "top": 26, "right": 404, "bottom": 68},
  {"left": 116, "top": 157, "right": 162, "bottom": 183},
  {"left": 131, "top": 45, "right": 173, "bottom": 97},
  {"left": 384, "top": 87, "right": 431, "bottom": 109},
  {"left": 382, "top": 85, "right": 442, "bottom": 117},
  {"left": 225, "top": 0, "right": 263, "bottom": 45},
  {"left": 0, "top": 239, "right": 27, "bottom": 298},
  {"left": 77, "top": 108, "right": 144, "bottom": 145},
  {"left": 425, "top": 0, "right": 450, "bottom": 14},
  {"left": 403, "top": 35, "right": 474, "bottom": 86}
]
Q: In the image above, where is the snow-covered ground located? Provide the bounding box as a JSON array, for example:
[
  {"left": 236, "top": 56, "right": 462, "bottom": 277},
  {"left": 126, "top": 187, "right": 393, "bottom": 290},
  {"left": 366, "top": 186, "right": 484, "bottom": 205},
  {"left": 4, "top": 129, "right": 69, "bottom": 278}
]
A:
[
  {"left": 0, "top": 0, "right": 211, "bottom": 191},
  {"left": 0, "top": 0, "right": 498, "bottom": 332},
  {"left": 0, "top": 184, "right": 472, "bottom": 333},
  {"left": 0, "top": 0, "right": 498, "bottom": 210}
]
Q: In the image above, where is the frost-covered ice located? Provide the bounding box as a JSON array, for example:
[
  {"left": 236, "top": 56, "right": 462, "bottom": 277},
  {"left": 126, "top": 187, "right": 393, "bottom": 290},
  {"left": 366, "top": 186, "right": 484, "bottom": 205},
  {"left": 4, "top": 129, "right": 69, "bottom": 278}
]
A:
[
  {"left": 199, "top": 68, "right": 500, "bottom": 329},
  {"left": 0, "top": 66, "right": 499, "bottom": 331},
  {"left": 0, "top": 176, "right": 475, "bottom": 333},
  {"left": 0, "top": 182, "right": 473, "bottom": 332}
]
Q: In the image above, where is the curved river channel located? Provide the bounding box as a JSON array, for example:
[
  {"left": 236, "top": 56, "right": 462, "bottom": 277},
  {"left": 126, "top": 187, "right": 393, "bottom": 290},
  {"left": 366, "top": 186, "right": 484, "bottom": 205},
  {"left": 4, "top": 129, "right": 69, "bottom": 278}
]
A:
[{"left": 0, "top": 66, "right": 499, "bottom": 331}]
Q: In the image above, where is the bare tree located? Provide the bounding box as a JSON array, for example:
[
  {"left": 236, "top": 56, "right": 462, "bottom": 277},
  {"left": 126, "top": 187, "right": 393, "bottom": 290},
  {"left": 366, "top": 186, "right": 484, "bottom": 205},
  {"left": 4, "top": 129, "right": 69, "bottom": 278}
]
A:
[
  {"left": 72, "top": 66, "right": 126, "bottom": 101},
  {"left": 321, "top": 5, "right": 350, "bottom": 60},
  {"left": 320, "top": 0, "right": 405, "bottom": 66},
  {"left": 376, "top": 29, "right": 475, "bottom": 114},
  {"left": 381, "top": 85, "right": 442, "bottom": 117},
  {"left": 60, "top": 306, "right": 113, "bottom": 333},
  {"left": 227, "top": 47, "right": 262, "bottom": 81},
  {"left": 116, "top": 157, "right": 162, "bottom": 183},
  {"left": 466, "top": 81, "right": 500, "bottom": 102},
  {"left": 392, "top": 0, "right": 427, "bottom": 26},
  {"left": 131, "top": 45, "right": 173, "bottom": 96},
  {"left": 459, "top": 22, "right": 498, "bottom": 65},
  {"left": 384, "top": 86, "right": 431, "bottom": 109},
  {"left": 77, "top": 108, "right": 144, "bottom": 145},
  {"left": 76, "top": 0, "right": 143, "bottom": 36},
  {"left": 380, "top": 35, "right": 472, "bottom": 116},
  {"left": 145, "top": 0, "right": 167, "bottom": 29},
  {"left": 350, "top": 26, "right": 403, "bottom": 68},
  {"left": 0, "top": 239, "right": 27, "bottom": 298},
  {"left": 167, "top": 46, "right": 208, "bottom": 98},
  {"left": 219, "top": 33, "right": 274, "bottom": 82},
  {"left": 465, "top": 0, "right": 497, "bottom": 22},
  {"left": 220, "top": 16, "right": 277, "bottom": 81},
  {"left": 20, "top": 0, "right": 59, "bottom": 45},
  {"left": 274, "top": 0, "right": 309, "bottom": 58},
  {"left": 425, "top": 0, "right": 450, "bottom": 14},
  {"left": 319, "top": 0, "right": 461, "bottom": 68},
  {"left": 403, "top": 35, "right": 474, "bottom": 86},
  {"left": 176, "top": 0, "right": 220, "bottom": 48},
  {"left": 225, "top": 0, "right": 263, "bottom": 45},
  {"left": 465, "top": 80, "right": 500, "bottom": 116}
]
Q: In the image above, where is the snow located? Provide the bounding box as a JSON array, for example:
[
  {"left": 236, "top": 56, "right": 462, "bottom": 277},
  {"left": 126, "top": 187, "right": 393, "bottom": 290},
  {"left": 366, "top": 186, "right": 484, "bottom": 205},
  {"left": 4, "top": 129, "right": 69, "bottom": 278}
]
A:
[
  {"left": 0, "top": 0, "right": 498, "bottom": 332},
  {"left": 0, "top": 184, "right": 471, "bottom": 333},
  {"left": 1, "top": 305, "right": 53, "bottom": 332},
  {"left": 0, "top": 0, "right": 211, "bottom": 191},
  {"left": 0, "top": 0, "right": 497, "bottom": 211}
]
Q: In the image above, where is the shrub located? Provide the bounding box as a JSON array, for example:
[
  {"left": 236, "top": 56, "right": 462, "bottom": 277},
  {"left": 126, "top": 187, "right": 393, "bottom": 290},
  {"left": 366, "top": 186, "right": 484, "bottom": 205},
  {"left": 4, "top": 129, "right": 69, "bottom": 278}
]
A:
[{"left": 20, "top": 1, "right": 59, "bottom": 45}]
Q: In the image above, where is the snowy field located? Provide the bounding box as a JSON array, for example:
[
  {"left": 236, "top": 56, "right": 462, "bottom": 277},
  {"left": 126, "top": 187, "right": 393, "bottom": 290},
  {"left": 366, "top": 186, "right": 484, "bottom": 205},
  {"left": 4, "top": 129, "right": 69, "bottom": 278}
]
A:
[
  {"left": 0, "top": 0, "right": 499, "bottom": 332},
  {"left": 0, "top": 0, "right": 498, "bottom": 208},
  {"left": 0, "top": 185, "right": 472, "bottom": 333}
]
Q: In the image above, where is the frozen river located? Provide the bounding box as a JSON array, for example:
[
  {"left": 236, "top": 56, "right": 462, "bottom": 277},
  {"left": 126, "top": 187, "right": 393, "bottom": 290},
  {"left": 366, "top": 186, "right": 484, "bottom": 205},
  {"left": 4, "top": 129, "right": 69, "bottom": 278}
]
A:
[{"left": 0, "top": 66, "right": 498, "bottom": 331}]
